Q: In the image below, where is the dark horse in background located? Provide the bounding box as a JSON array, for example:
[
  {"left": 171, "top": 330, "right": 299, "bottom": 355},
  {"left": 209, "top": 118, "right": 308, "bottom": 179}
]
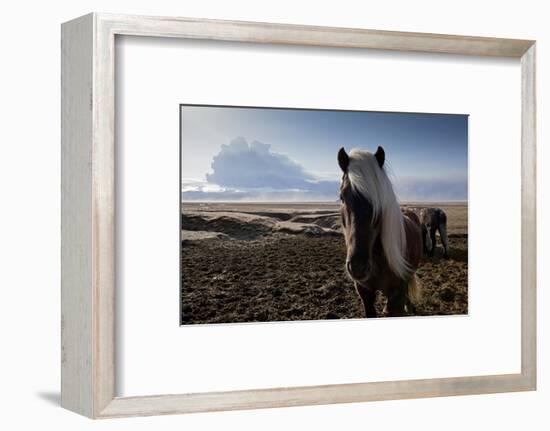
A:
[
  {"left": 338, "top": 146, "right": 422, "bottom": 317},
  {"left": 420, "top": 207, "right": 449, "bottom": 258}
]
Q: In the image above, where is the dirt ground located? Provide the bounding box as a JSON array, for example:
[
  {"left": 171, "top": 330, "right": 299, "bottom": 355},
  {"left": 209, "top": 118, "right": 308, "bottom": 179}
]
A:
[{"left": 181, "top": 202, "right": 468, "bottom": 324}]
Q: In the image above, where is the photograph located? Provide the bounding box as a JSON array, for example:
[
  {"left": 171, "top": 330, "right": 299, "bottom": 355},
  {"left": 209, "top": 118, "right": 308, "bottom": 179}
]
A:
[
  {"left": 180, "top": 105, "right": 468, "bottom": 324},
  {"left": 2, "top": 1, "right": 540, "bottom": 424}
]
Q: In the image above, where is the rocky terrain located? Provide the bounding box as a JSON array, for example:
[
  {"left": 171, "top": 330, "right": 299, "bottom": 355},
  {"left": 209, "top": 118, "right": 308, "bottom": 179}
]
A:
[{"left": 181, "top": 202, "right": 468, "bottom": 324}]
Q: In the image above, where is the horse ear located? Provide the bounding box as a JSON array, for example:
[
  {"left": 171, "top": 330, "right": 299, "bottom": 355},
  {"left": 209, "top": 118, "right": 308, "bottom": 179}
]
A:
[
  {"left": 374, "top": 146, "right": 385, "bottom": 168},
  {"left": 338, "top": 147, "right": 349, "bottom": 172}
]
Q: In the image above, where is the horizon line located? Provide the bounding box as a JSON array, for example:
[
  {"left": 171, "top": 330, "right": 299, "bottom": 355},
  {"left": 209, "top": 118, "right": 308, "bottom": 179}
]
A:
[{"left": 180, "top": 200, "right": 469, "bottom": 205}]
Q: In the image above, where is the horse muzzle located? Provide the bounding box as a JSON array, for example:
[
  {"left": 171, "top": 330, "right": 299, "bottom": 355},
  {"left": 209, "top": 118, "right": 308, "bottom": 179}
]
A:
[{"left": 346, "top": 259, "right": 370, "bottom": 282}]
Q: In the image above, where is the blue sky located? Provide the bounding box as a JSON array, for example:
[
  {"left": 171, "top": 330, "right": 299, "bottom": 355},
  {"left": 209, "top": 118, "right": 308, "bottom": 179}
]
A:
[{"left": 181, "top": 105, "right": 468, "bottom": 202}]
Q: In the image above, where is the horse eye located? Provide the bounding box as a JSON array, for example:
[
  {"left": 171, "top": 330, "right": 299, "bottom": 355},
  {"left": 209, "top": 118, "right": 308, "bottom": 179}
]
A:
[{"left": 339, "top": 193, "right": 344, "bottom": 202}]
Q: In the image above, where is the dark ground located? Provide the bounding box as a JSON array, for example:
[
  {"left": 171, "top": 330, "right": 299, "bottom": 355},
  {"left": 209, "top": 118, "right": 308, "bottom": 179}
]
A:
[{"left": 181, "top": 203, "right": 468, "bottom": 324}]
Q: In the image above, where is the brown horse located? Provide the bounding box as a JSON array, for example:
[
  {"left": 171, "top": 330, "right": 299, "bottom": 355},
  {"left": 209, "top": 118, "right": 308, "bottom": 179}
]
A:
[
  {"left": 420, "top": 207, "right": 449, "bottom": 258},
  {"left": 338, "top": 146, "right": 422, "bottom": 317}
]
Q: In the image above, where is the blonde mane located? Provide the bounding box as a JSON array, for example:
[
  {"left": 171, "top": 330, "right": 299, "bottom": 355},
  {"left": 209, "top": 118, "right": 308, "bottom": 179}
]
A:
[{"left": 347, "top": 148, "right": 411, "bottom": 279}]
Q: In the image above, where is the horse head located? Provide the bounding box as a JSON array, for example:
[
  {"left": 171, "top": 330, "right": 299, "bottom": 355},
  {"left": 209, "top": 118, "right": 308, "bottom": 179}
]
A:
[{"left": 337, "top": 146, "right": 386, "bottom": 281}]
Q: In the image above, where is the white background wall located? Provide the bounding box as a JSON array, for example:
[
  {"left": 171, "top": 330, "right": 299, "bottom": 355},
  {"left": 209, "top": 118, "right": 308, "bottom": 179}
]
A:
[{"left": 0, "top": 0, "right": 547, "bottom": 429}]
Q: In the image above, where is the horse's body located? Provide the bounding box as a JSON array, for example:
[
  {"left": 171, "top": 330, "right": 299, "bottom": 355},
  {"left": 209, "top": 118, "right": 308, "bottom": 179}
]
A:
[
  {"left": 337, "top": 146, "right": 422, "bottom": 317},
  {"left": 420, "top": 207, "right": 449, "bottom": 258}
]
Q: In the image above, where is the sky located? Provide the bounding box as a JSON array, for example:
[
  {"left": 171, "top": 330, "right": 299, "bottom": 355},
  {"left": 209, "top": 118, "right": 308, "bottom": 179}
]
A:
[{"left": 180, "top": 105, "right": 468, "bottom": 202}]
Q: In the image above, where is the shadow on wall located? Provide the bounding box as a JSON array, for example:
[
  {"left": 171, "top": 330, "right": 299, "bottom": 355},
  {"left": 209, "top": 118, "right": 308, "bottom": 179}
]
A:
[{"left": 36, "top": 391, "right": 60, "bottom": 406}]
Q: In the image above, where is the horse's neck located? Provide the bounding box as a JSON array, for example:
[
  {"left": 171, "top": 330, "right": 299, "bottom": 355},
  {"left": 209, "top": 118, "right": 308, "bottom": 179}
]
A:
[
  {"left": 375, "top": 212, "right": 417, "bottom": 260},
  {"left": 402, "top": 212, "right": 422, "bottom": 269}
]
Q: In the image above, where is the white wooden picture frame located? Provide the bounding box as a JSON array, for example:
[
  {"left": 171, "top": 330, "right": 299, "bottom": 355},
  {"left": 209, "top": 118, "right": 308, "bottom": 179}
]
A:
[{"left": 61, "top": 12, "right": 536, "bottom": 419}]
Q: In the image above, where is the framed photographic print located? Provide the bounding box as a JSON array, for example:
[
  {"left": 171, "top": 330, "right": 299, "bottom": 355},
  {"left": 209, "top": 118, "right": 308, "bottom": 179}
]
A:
[
  {"left": 180, "top": 105, "right": 469, "bottom": 323},
  {"left": 61, "top": 13, "right": 536, "bottom": 418}
]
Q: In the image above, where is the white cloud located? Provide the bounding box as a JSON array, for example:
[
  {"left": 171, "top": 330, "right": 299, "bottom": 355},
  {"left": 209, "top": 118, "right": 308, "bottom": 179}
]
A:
[
  {"left": 181, "top": 137, "right": 467, "bottom": 203},
  {"left": 206, "top": 137, "right": 317, "bottom": 190}
]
